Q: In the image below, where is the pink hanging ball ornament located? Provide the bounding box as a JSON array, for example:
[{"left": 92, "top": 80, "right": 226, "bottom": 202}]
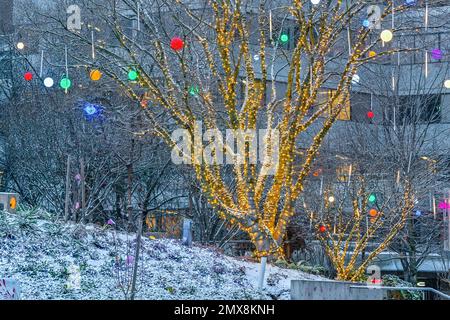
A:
[
  {"left": 367, "top": 110, "right": 374, "bottom": 119},
  {"left": 431, "top": 48, "right": 443, "bottom": 60},
  {"left": 170, "top": 37, "right": 184, "bottom": 51},
  {"left": 107, "top": 218, "right": 116, "bottom": 225},
  {"left": 438, "top": 201, "right": 449, "bottom": 210}
]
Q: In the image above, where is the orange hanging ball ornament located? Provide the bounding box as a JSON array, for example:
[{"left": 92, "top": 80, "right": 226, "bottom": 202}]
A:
[
  {"left": 90, "top": 69, "right": 102, "bottom": 81},
  {"left": 170, "top": 37, "right": 184, "bottom": 51},
  {"left": 369, "top": 208, "right": 378, "bottom": 217}
]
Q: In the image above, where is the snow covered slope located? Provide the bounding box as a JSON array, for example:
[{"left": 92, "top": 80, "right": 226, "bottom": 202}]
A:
[{"left": 0, "top": 211, "right": 325, "bottom": 300}]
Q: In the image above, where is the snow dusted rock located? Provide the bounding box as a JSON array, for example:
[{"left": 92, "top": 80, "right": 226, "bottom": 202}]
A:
[{"left": 0, "top": 212, "right": 328, "bottom": 300}]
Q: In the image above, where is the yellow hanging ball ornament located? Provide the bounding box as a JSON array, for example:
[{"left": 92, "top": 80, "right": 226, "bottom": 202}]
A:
[
  {"left": 90, "top": 69, "right": 102, "bottom": 81},
  {"left": 369, "top": 51, "right": 377, "bottom": 58},
  {"left": 380, "top": 30, "right": 393, "bottom": 43}
]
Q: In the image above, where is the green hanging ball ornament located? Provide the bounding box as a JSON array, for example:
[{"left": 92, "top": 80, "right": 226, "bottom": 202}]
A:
[
  {"left": 128, "top": 69, "right": 138, "bottom": 81},
  {"left": 280, "top": 33, "right": 289, "bottom": 43},
  {"left": 60, "top": 77, "right": 72, "bottom": 90},
  {"left": 189, "top": 85, "right": 199, "bottom": 96},
  {"left": 368, "top": 193, "right": 377, "bottom": 203}
]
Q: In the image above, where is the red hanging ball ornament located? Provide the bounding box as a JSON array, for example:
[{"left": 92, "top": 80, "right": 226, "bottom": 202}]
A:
[
  {"left": 319, "top": 225, "right": 327, "bottom": 233},
  {"left": 24, "top": 72, "right": 33, "bottom": 81},
  {"left": 170, "top": 37, "right": 184, "bottom": 51},
  {"left": 367, "top": 110, "right": 374, "bottom": 119}
]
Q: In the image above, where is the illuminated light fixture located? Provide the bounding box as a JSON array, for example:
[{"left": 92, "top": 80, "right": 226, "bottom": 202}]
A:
[
  {"left": 367, "top": 110, "right": 374, "bottom": 119},
  {"left": 444, "top": 80, "right": 450, "bottom": 89},
  {"left": 351, "top": 74, "right": 360, "bottom": 84},
  {"left": 417, "top": 282, "right": 426, "bottom": 287},
  {"left": 328, "top": 196, "right": 335, "bottom": 203},
  {"left": 280, "top": 33, "right": 289, "bottom": 43},
  {"left": 311, "top": 0, "right": 320, "bottom": 4},
  {"left": 170, "top": 37, "right": 184, "bottom": 51},
  {"left": 24, "top": 72, "right": 33, "bottom": 81},
  {"left": 60, "top": 77, "right": 72, "bottom": 89},
  {"left": 380, "top": 30, "right": 393, "bottom": 42},
  {"left": 16, "top": 42, "right": 25, "bottom": 50},
  {"left": 43, "top": 77, "right": 54, "bottom": 88},
  {"left": 9, "top": 196, "right": 17, "bottom": 210},
  {"left": 90, "top": 69, "right": 102, "bottom": 81},
  {"left": 128, "top": 69, "right": 138, "bottom": 81},
  {"left": 368, "top": 193, "right": 377, "bottom": 203}
]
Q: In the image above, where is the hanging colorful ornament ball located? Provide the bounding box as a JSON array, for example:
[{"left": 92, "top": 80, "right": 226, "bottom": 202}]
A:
[
  {"left": 362, "top": 19, "right": 370, "bottom": 28},
  {"left": 90, "top": 69, "right": 102, "bottom": 81},
  {"left": 380, "top": 30, "right": 393, "bottom": 42},
  {"left": 367, "top": 110, "right": 375, "bottom": 119},
  {"left": 24, "top": 72, "right": 33, "bottom": 81},
  {"left": 189, "top": 85, "right": 199, "bottom": 96},
  {"left": 170, "top": 37, "right": 184, "bottom": 51},
  {"left": 140, "top": 100, "right": 149, "bottom": 108},
  {"left": 369, "top": 208, "right": 378, "bottom": 217},
  {"left": 60, "top": 77, "right": 72, "bottom": 89},
  {"left": 368, "top": 51, "right": 377, "bottom": 58},
  {"left": 280, "top": 33, "right": 289, "bottom": 43},
  {"left": 43, "top": 77, "right": 54, "bottom": 88},
  {"left": 128, "top": 69, "right": 138, "bottom": 81},
  {"left": 445, "top": 80, "right": 450, "bottom": 89},
  {"left": 319, "top": 225, "right": 327, "bottom": 233},
  {"left": 431, "top": 48, "right": 443, "bottom": 60}
]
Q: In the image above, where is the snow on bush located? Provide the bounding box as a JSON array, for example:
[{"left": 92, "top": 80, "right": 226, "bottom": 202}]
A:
[{"left": 0, "top": 209, "right": 325, "bottom": 300}]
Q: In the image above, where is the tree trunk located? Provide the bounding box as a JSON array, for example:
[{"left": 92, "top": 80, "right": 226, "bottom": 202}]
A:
[
  {"left": 64, "top": 155, "right": 71, "bottom": 222},
  {"left": 130, "top": 210, "right": 143, "bottom": 300}
]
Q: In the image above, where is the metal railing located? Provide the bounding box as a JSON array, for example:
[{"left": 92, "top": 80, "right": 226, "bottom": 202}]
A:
[{"left": 350, "top": 285, "right": 450, "bottom": 300}]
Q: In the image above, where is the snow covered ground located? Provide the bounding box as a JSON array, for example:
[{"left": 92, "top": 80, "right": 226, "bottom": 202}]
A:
[{"left": 0, "top": 211, "right": 326, "bottom": 300}]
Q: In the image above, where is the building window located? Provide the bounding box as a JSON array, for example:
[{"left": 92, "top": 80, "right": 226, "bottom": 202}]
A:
[
  {"left": 395, "top": 94, "right": 441, "bottom": 124},
  {"left": 314, "top": 89, "right": 351, "bottom": 121}
]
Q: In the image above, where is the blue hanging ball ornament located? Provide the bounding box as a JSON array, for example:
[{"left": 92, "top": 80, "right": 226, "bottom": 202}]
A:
[
  {"left": 415, "top": 210, "right": 422, "bottom": 217},
  {"left": 405, "top": 0, "right": 416, "bottom": 6},
  {"left": 362, "top": 19, "right": 370, "bottom": 28},
  {"left": 84, "top": 104, "right": 97, "bottom": 116},
  {"left": 81, "top": 101, "right": 103, "bottom": 120}
]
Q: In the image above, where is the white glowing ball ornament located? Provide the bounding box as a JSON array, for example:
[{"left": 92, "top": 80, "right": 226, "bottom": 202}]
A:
[
  {"left": 16, "top": 42, "right": 25, "bottom": 50},
  {"left": 380, "top": 30, "right": 393, "bottom": 42},
  {"left": 43, "top": 77, "right": 54, "bottom": 88},
  {"left": 444, "top": 80, "right": 450, "bottom": 89},
  {"left": 311, "top": 0, "right": 321, "bottom": 4},
  {"left": 352, "top": 74, "right": 360, "bottom": 85}
]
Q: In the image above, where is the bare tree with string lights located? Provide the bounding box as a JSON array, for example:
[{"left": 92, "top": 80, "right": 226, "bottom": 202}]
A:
[{"left": 19, "top": 0, "right": 423, "bottom": 288}]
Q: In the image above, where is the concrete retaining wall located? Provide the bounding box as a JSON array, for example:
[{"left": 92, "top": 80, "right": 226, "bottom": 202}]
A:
[{"left": 291, "top": 279, "right": 387, "bottom": 300}]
